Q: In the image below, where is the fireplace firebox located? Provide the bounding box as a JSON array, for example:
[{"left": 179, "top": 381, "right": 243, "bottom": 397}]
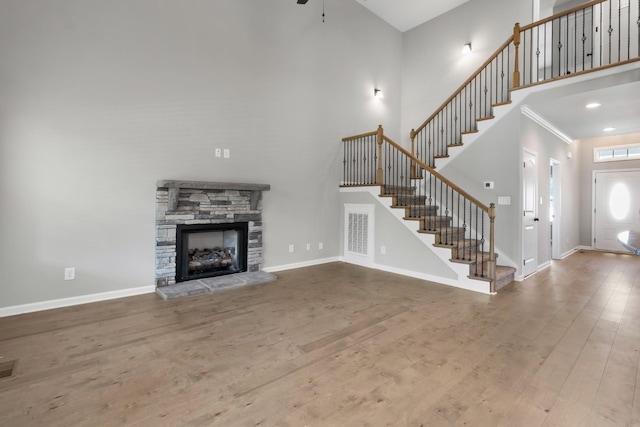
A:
[{"left": 175, "top": 222, "right": 248, "bottom": 282}]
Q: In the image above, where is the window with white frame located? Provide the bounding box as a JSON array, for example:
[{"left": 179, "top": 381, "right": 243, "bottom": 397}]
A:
[{"left": 594, "top": 143, "right": 640, "bottom": 163}]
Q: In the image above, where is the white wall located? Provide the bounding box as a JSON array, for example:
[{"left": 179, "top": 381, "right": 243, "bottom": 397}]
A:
[
  {"left": 338, "top": 190, "right": 457, "bottom": 280},
  {"left": 520, "top": 116, "right": 581, "bottom": 266},
  {"left": 0, "top": 0, "right": 402, "bottom": 309}
]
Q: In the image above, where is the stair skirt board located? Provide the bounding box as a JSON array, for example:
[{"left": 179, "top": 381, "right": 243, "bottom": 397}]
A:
[
  {"left": 341, "top": 258, "right": 493, "bottom": 295},
  {"left": 341, "top": 187, "right": 498, "bottom": 294}
]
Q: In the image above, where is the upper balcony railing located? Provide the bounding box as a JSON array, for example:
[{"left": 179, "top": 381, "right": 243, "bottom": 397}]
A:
[{"left": 412, "top": 0, "right": 640, "bottom": 168}]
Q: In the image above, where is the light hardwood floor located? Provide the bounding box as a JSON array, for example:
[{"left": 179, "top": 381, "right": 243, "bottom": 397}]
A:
[{"left": 1, "top": 250, "right": 640, "bottom": 426}]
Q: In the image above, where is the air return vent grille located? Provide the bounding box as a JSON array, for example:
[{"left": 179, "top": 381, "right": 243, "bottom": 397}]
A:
[
  {"left": 348, "top": 212, "right": 369, "bottom": 255},
  {"left": 344, "top": 204, "right": 374, "bottom": 266}
]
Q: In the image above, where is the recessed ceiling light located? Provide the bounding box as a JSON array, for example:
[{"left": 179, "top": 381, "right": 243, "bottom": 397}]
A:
[
  {"left": 603, "top": 127, "right": 616, "bottom": 132},
  {"left": 586, "top": 102, "right": 601, "bottom": 109}
]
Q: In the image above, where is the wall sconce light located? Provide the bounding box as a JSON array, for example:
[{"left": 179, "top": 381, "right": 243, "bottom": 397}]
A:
[
  {"left": 566, "top": 151, "right": 573, "bottom": 159},
  {"left": 374, "top": 88, "right": 384, "bottom": 98},
  {"left": 462, "top": 43, "right": 472, "bottom": 55}
]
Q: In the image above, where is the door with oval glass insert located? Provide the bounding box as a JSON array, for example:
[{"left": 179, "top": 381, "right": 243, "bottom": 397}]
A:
[{"left": 594, "top": 170, "right": 640, "bottom": 252}]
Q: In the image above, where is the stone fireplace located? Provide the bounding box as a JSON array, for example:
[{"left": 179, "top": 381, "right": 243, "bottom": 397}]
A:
[{"left": 155, "top": 180, "right": 274, "bottom": 299}]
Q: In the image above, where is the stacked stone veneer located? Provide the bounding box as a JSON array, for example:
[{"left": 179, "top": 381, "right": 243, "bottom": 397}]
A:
[{"left": 155, "top": 180, "right": 270, "bottom": 288}]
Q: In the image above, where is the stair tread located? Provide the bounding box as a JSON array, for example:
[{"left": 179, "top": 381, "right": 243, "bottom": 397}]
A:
[{"left": 476, "top": 115, "right": 495, "bottom": 121}]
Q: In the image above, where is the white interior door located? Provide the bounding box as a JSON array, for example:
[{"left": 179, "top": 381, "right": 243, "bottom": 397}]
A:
[
  {"left": 550, "top": 159, "right": 562, "bottom": 259},
  {"left": 594, "top": 170, "right": 640, "bottom": 252},
  {"left": 523, "top": 150, "right": 538, "bottom": 276}
]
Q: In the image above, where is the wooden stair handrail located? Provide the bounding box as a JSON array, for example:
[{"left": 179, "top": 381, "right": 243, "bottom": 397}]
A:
[
  {"left": 411, "top": 36, "right": 514, "bottom": 138},
  {"left": 519, "top": 0, "right": 607, "bottom": 32},
  {"left": 380, "top": 134, "right": 491, "bottom": 214},
  {"left": 342, "top": 130, "right": 378, "bottom": 141},
  {"left": 341, "top": 128, "right": 491, "bottom": 213},
  {"left": 412, "top": 0, "right": 610, "bottom": 136}
]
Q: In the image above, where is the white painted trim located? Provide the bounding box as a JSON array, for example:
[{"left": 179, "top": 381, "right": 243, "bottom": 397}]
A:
[
  {"left": 521, "top": 105, "right": 574, "bottom": 144},
  {"left": 263, "top": 257, "right": 341, "bottom": 273},
  {"left": 368, "top": 261, "right": 492, "bottom": 294},
  {"left": 561, "top": 248, "right": 578, "bottom": 259},
  {"left": 0, "top": 286, "right": 156, "bottom": 318},
  {"left": 537, "top": 261, "right": 551, "bottom": 270},
  {"left": 550, "top": 158, "right": 562, "bottom": 260}
]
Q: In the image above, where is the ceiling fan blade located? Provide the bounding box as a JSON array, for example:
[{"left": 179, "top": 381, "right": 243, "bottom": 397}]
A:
[{"left": 297, "top": 0, "right": 309, "bottom": 4}]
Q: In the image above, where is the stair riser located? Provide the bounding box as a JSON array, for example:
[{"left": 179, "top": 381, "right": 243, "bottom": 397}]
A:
[
  {"left": 406, "top": 206, "right": 439, "bottom": 218},
  {"left": 435, "top": 231, "right": 465, "bottom": 245},
  {"left": 421, "top": 217, "right": 452, "bottom": 230},
  {"left": 452, "top": 246, "right": 481, "bottom": 259},
  {"left": 469, "top": 259, "right": 496, "bottom": 276},
  {"left": 395, "top": 195, "right": 427, "bottom": 206},
  {"left": 495, "top": 273, "right": 515, "bottom": 291},
  {"left": 382, "top": 185, "right": 416, "bottom": 196}
]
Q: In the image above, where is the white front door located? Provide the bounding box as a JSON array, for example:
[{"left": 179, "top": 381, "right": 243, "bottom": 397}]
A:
[
  {"left": 523, "top": 150, "right": 538, "bottom": 277},
  {"left": 594, "top": 170, "right": 640, "bottom": 252}
]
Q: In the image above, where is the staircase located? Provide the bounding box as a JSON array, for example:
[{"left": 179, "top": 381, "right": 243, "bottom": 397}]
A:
[
  {"left": 340, "top": 0, "right": 639, "bottom": 294},
  {"left": 382, "top": 183, "right": 515, "bottom": 291}
]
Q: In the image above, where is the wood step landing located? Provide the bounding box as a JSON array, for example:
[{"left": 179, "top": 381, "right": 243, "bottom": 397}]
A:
[{"left": 468, "top": 265, "right": 516, "bottom": 291}]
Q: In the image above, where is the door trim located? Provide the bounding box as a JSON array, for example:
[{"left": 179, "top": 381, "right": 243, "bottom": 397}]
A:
[
  {"left": 522, "top": 148, "right": 539, "bottom": 277},
  {"left": 550, "top": 158, "right": 562, "bottom": 259}
]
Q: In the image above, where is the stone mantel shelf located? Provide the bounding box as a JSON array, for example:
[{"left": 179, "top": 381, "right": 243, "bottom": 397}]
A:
[{"left": 157, "top": 180, "right": 270, "bottom": 211}]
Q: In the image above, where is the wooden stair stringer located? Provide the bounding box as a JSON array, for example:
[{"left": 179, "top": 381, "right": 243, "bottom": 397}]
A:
[{"left": 433, "top": 97, "right": 520, "bottom": 170}]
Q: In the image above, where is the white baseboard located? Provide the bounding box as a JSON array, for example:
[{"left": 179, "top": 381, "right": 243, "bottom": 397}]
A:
[
  {"left": 370, "top": 262, "right": 492, "bottom": 294},
  {"left": 537, "top": 261, "right": 551, "bottom": 271},
  {"left": 0, "top": 285, "right": 156, "bottom": 318},
  {"left": 263, "top": 257, "right": 341, "bottom": 273},
  {"left": 561, "top": 248, "right": 580, "bottom": 259}
]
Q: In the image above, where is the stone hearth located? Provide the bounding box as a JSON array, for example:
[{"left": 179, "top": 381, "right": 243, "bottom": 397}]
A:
[{"left": 155, "top": 180, "right": 273, "bottom": 298}]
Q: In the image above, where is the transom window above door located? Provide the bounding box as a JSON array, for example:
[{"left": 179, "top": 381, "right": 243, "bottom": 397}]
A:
[{"left": 594, "top": 143, "right": 640, "bottom": 163}]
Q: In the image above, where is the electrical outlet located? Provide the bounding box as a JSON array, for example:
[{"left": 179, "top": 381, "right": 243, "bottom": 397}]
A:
[
  {"left": 64, "top": 267, "right": 76, "bottom": 281},
  {"left": 215, "top": 148, "right": 221, "bottom": 157},
  {"left": 318, "top": 242, "right": 323, "bottom": 250},
  {"left": 380, "top": 246, "right": 386, "bottom": 255},
  {"left": 223, "top": 149, "right": 230, "bottom": 158},
  {"left": 306, "top": 243, "right": 311, "bottom": 251},
  {"left": 289, "top": 244, "right": 294, "bottom": 253}
]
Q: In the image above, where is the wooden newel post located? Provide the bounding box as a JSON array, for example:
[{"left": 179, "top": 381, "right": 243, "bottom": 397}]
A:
[
  {"left": 512, "top": 22, "right": 521, "bottom": 89},
  {"left": 489, "top": 203, "right": 497, "bottom": 293},
  {"left": 376, "top": 125, "right": 384, "bottom": 185}
]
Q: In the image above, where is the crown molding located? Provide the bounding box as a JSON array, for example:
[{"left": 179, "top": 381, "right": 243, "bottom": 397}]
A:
[{"left": 521, "top": 105, "right": 574, "bottom": 144}]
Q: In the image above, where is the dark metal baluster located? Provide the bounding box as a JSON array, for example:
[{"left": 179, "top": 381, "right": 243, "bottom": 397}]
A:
[
  {"left": 481, "top": 212, "right": 486, "bottom": 277},
  {"left": 474, "top": 205, "right": 479, "bottom": 273}
]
